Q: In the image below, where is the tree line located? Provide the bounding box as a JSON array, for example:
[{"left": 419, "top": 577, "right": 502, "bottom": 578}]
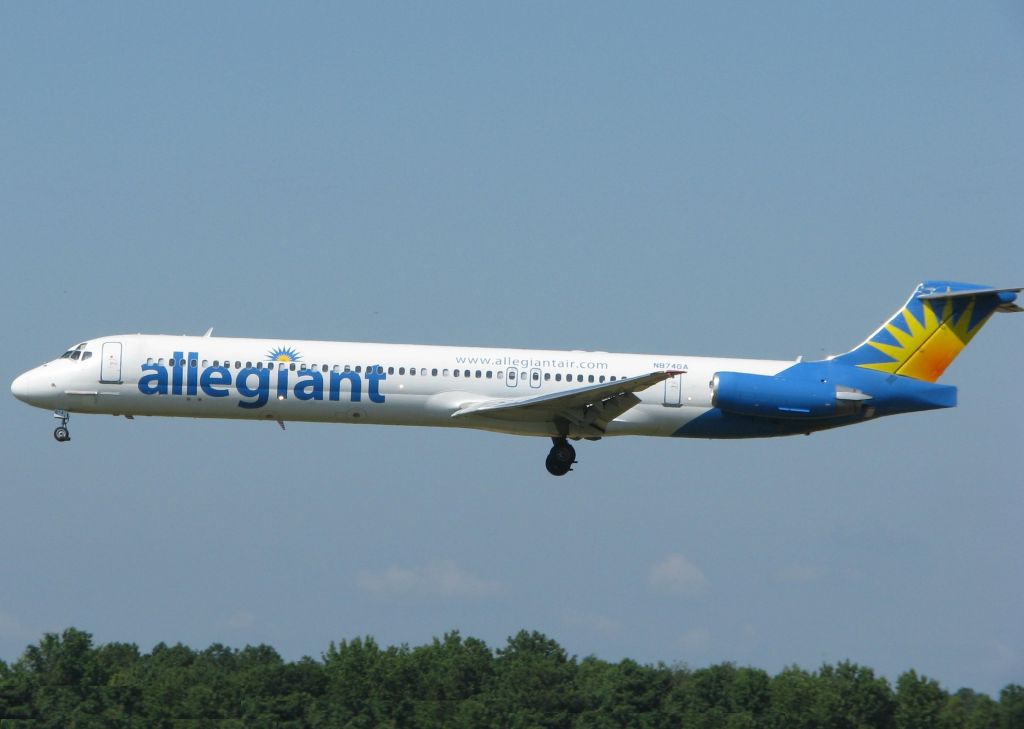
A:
[{"left": 1, "top": 627, "right": 1021, "bottom": 728}]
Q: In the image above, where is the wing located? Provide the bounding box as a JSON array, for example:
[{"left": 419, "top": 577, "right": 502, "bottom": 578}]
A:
[{"left": 451, "top": 370, "right": 683, "bottom": 438}]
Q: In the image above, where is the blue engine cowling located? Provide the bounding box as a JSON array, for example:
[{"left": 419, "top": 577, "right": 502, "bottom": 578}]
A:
[{"left": 711, "top": 371, "right": 856, "bottom": 419}]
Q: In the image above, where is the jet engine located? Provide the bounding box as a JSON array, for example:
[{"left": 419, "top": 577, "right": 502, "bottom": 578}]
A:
[{"left": 711, "top": 371, "right": 869, "bottom": 419}]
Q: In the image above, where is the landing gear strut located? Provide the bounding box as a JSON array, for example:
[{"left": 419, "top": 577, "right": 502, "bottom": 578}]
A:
[
  {"left": 545, "top": 437, "right": 576, "bottom": 476},
  {"left": 53, "top": 410, "right": 70, "bottom": 442}
]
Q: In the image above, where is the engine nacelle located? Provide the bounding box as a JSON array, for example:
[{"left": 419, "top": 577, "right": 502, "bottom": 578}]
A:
[{"left": 711, "top": 371, "right": 861, "bottom": 419}]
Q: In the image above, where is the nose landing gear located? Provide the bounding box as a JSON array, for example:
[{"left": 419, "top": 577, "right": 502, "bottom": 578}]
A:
[
  {"left": 545, "top": 437, "right": 576, "bottom": 476},
  {"left": 53, "top": 410, "right": 70, "bottom": 442}
]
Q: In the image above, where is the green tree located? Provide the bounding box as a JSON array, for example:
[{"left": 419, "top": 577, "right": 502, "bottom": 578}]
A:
[
  {"left": 406, "top": 631, "right": 495, "bottom": 728},
  {"left": 574, "top": 656, "right": 671, "bottom": 728},
  {"left": 813, "top": 661, "right": 895, "bottom": 729},
  {"left": 16, "top": 628, "right": 109, "bottom": 727},
  {"left": 661, "top": 662, "right": 768, "bottom": 729},
  {"left": 484, "top": 630, "right": 578, "bottom": 728},
  {"left": 765, "top": 665, "right": 821, "bottom": 729},
  {"left": 319, "top": 635, "right": 415, "bottom": 727},
  {"left": 938, "top": 688, "right": 1000, "bottom": 729},
  {"left": 895, "top": 670, "right": 946, "bottom": 729},
  {"left": 1001, "top": 685, "right": 1024, "bottom": 729}
]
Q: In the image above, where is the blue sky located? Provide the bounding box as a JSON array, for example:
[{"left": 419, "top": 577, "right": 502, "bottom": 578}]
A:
[{"left": 2, "top": 2, "right": 1022, "bottom": 695}]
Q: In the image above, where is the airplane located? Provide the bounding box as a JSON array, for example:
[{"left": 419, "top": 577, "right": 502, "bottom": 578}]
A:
[{"left": 10, "top": 280, "right": 1021, "bottom": 476}]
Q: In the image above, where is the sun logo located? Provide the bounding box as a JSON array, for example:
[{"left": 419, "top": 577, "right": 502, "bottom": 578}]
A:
[
  {"left": 266, "top": 346, "right": 302, "bottom": 363},
  {"left": 860, "top": 297, "right": 989, "bottom": 382}
]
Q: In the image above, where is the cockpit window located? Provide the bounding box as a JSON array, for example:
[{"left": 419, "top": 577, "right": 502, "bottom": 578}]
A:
[
  {"left": 60, "top": 343, "right": 89, "bottom": 359},
  {"left": 82, "top": 351, "right": 93, "bottom": 361}
]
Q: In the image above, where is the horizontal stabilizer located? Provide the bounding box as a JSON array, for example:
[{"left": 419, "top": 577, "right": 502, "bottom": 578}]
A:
[{"left": 917, "top": 285, "right": 1023, "bottom": 313}]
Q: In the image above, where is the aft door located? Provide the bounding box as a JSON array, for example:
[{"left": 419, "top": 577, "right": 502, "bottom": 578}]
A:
[
  {"left": 100, "top": 342, "right": 122, "bottom": 383},
  {"left": 663, "top": 372, "right": 682, "bottom": 407}
]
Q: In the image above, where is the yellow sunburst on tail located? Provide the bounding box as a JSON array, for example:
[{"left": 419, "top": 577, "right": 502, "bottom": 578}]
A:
[
  {"left": 832, "top": 282, "right": 1021, "bottom": 382},
  {"left": 860, "top": 298, "right": 986, "bottom": 382}
]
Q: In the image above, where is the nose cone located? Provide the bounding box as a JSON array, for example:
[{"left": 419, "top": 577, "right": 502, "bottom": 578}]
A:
[
  {"left": 11, "top": 371, "right": 31, "bottom": 402},
  {"left": 11, "top": 367, "right": 54, "bottom": 408}
]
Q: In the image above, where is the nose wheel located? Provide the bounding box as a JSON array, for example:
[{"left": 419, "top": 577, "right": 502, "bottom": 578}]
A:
[
  {"left": 545, "top": 437, "right": 576, "bottom": 476},
  {"left": 53, "top": 410, "right": 70, "bottom": 442}
]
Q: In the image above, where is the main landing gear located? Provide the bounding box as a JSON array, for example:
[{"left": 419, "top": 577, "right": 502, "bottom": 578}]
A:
[
  {"left": 545, "top": 437, "right": 576, "bottom": 476},
  {"left": 53, "top": 410, "right": 70, "bottom": 442}
]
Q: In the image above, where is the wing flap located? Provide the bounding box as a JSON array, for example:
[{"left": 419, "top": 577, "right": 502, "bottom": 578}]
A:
[{"left": 451, "top": 370, "right": 683, "bottom": 434}]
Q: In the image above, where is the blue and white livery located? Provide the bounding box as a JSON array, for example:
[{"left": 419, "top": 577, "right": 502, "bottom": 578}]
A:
[{"left": 11, "top": 281, "right": 1021, "bottom": 475}]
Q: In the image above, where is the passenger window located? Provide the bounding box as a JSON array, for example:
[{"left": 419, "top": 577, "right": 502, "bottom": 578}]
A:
[
  {"left": 577, "top": 374, "right": 584, "bottom": 382},
  {"left": 544, "top": 373, "right": 550, "bottom": 381},
  {"left": 191, "top": 359, "right": 198, "bottom": 367},
  {"left": 246, "top": 361, "right": 252, "bottom": 368},
  {"left": 533, "top": 372, "right": 540, "bottom": 381},
  {"left": 599, "top": 375, "right": 605, "bottom": 383},
  {"left": 256, "top": 362, "right": 263, "bottom": 369},
  {"left": 159, "top": 358, "right": 166, "bottom": 365},
  {"left": 268, "top": 362, "right": 274, "bottom": 370},
  {"left": 236, "top": 361, "right": 242, "bottom": 369},
  {"left": 588, "top": 375, "right": 594, "bottom": 383},
  {"left": 388, "top": 367, "right": 395, "bottom": 375},
  {"left": 453, "top": 369, "right": 460, "bottom": 377},
  {"left": 555, "top": 373, "right": 562, "bottom": 382},
  {"left": 497, "top": 371, "right": 503, "bottom": 379},
  {"left": 475, "top": 370, "right": 482, "bottom": 378},
  {"left": 442, "top": 369, "right": 449, "bottom": 377},
  {"left": 432, "top": 368, "right": 438, "bottom": 376},
  {"left": 421, "top": 368, "right": 428, "bottom": 376},
  {"left": 289, "top": 363, "right": 296, "bottom": 371},
  {"left": 355, "top": 366, "right": 362, "bottom": 373},
  {"left": 202, "top": 360, "right": 209, "bottom": 367},
  {"left": 147, "top": 358, "right": 154, "bottom": 365},
  {"left": 486, "top": 371, "right": 493, "bottom": 379}
]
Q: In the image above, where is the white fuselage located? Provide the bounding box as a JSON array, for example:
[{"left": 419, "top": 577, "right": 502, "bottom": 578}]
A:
[{"left": 12, "top": 334, "right": 792, "bottom": 439}]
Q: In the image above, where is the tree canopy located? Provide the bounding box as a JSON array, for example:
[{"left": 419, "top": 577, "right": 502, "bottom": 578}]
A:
[{"left": 0, "top": 628, "right": 1020, "bottom": 728}]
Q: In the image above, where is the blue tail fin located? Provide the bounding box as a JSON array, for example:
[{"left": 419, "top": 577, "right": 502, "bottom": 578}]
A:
[{"left": 830, "top": 281, "right": 1021, "bottom": 382}]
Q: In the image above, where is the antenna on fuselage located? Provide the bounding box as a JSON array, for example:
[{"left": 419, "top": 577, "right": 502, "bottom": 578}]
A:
[{"left": 202, "top": 327, "right": 213, "bottom": 337}]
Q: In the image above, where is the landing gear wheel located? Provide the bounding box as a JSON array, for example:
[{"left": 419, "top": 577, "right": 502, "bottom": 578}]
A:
[
  {"left": 545, "top": 438, "right": 576, "bottom": 476},
  {"left": 52, "top": 409, "right": 70, "bottom": 442}
]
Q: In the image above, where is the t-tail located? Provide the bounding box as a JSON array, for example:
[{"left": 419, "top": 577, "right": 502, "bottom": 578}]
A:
[{"left": 830, "top": 280, "right": 1022, "bottom": 382}]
